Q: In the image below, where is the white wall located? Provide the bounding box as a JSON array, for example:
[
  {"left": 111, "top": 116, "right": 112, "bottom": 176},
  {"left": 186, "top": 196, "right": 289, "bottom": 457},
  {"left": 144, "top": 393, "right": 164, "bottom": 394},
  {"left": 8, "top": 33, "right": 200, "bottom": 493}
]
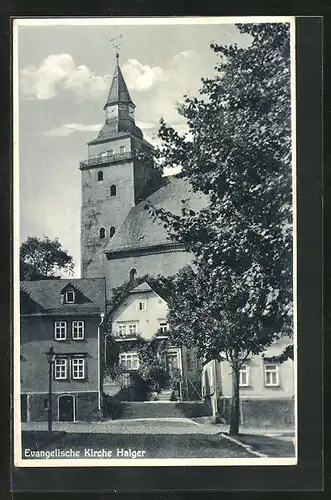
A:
[
  {"left": 111, "top": 289, "right": 168, "bottom": 340},
  {"left": 218, "top": 337, "right": 294, "bottom": 399}
]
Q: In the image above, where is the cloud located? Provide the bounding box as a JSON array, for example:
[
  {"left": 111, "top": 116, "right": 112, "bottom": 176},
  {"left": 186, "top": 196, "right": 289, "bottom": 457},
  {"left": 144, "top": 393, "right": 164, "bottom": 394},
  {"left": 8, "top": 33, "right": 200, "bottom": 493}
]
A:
[
  {"left": 122, "top": 59, "right": 168, "bottom": 92},
  {"left": 122, "top": 51, "right": 199, "bottom": 94},
  {"left": 137, "top": 120, "right": 190, "bottom": 145},
  {"left": 20, "top": 49, "right": 202, "bottom": 104},
  {"left": 20, "top": 54, "right": 109, "bottom": 101},
  {"left": 131, "top": 50, "right": 203, "bottom": 134},
  {"left": 42, "top": 123, "right": 102, "bottom": 137}
]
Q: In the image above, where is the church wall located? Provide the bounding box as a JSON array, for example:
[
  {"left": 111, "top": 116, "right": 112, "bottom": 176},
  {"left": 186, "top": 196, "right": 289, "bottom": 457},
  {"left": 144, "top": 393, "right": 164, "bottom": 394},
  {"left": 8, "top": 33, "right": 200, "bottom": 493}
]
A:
[
  {"left": 88, "top": 137, "right": 131, "bottom": 158},
  {"left": 132, "top": 137, "right": 161, "bottom": 202},
  {"left": 105, "top": 249, "right": 194, "bottom": 295},
  {"left": 81, "top": 160, "right": 135, "bottom": 277}
]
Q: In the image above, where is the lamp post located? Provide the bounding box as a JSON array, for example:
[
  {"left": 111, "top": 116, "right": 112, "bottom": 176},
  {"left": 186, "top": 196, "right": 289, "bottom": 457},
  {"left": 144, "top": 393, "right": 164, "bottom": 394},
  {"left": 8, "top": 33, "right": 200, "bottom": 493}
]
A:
[{"left": 46, "top": 346, "right": 56, "bottom": 432}]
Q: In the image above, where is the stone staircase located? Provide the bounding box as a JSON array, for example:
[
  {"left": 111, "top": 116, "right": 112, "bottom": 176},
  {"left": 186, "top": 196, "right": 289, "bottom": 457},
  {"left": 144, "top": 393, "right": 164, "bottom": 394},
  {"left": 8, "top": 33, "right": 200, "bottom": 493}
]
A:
[
  {"left": 117, "top": 400, "right": 211, "bottom": 420},
  {"left": 155, "top": 389, "right": 173, "bottom": 402}
]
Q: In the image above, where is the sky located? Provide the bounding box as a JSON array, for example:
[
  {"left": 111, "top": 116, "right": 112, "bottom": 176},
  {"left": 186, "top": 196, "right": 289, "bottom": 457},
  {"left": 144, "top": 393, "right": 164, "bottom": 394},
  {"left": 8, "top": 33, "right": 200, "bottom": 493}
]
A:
[{"left": 16, "top": 19, "right": 253, "bottom": 277}]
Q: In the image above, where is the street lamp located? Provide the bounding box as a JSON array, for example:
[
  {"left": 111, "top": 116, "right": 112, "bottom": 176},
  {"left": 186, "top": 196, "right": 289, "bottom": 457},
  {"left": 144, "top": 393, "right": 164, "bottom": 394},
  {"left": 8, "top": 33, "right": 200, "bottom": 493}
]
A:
[{"left": 46, "top": 346, "right": 56, "bottom": 432}]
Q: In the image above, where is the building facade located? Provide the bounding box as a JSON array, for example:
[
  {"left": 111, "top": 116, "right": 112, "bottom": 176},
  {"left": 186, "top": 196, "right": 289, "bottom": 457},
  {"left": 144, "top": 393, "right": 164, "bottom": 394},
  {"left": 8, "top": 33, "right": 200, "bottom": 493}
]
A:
[
  {"left": 202, "top": 336, "right": 295, "bottom": 427},
  {"left": 20, "top": 279, "right": 106, "bottom": 422},
  {"left": 103, "top": 282, "right": 202, "bottom": 402}
]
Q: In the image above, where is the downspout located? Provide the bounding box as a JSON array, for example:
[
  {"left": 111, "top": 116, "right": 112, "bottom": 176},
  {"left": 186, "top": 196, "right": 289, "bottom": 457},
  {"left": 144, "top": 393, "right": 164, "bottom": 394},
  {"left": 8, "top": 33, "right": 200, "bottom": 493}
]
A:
[
  {"left": 212, "top": 357, "right": 221, "bottom": 423},
  {"left": 178, "top": 347, "right": 183, "bottom": 401},
  {"left": 97, "top": 313, "right": 105, "bottom": 411}
]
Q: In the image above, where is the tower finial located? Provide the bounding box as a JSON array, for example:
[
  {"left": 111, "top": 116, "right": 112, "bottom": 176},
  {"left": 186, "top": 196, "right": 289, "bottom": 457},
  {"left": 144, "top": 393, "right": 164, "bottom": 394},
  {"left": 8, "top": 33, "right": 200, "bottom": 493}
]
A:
[{"left": 110, "top": 34, "right": 123, "bottom": 67}]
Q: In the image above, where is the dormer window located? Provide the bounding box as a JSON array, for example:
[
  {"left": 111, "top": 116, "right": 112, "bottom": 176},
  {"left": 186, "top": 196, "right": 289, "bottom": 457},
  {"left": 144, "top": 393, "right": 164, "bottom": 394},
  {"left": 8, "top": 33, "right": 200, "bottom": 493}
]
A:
[
  {"left": 65, "top": 291, "right": 75, "bottom": 304},
  {"left": 129, "top": 104, "right": 135, "bottom": 120}
]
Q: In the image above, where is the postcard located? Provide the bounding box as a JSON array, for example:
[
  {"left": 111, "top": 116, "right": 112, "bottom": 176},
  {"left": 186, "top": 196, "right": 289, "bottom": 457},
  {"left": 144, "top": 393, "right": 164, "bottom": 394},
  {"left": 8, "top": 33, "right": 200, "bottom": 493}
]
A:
[{"left": 13, "top": 16, "right": 297, "bottom": 468}]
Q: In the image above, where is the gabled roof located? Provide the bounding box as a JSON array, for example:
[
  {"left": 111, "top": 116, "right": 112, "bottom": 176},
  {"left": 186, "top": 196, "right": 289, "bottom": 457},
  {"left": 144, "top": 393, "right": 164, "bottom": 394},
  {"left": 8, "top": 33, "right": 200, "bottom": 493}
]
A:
[
  {"left": 111, "top": 281, "right": 169, "bottom": 315},
  {"left": 129, "top": 282, "right": 154, "bottom": 294},
  {"left": 105, "top": 176, "right": 208, "bottom": 255},
  {"left": 103, "top": 64, "right": 134, "bottom": 109},
  {"left": 59, "top": 282, "right": 77, "bottom": 293},
  {"left": 20, "top": 278, "right": 106, "bottom": 315}
]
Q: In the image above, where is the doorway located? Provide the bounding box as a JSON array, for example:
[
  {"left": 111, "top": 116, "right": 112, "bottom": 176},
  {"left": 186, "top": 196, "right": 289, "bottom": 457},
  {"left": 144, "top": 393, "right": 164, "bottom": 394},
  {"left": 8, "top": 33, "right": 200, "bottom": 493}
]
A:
[
  {"left": 58, "top": 395, "right": 75, "bottom": 422},
  {"left": 164, "top": 349, "right": 182, "bottom": 394},
  {"left": 165, "top": 351, "right": 180, "bottom": 377}
]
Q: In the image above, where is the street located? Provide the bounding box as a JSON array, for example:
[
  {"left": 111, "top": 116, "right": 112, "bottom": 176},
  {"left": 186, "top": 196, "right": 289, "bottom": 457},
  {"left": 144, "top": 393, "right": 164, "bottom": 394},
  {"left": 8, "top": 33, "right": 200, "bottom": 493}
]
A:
[{"left": 21, "top": 418, "right": 295, "bottom": 459}]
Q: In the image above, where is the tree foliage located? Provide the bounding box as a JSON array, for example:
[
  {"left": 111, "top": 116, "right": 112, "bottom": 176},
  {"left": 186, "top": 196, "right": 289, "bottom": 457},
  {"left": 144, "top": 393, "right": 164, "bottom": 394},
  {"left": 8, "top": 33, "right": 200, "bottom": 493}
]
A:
[
  {"left": 20, "top": 236, "right": 74, "bottom": 280},
  {"left": 147, "top": 23, "right": 293, "bottom": 433}
]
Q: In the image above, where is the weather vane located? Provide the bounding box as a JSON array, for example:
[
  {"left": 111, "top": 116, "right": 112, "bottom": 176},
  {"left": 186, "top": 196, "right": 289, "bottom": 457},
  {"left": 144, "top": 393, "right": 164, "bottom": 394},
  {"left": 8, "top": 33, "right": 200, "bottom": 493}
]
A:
[{"left": 109, "top": 34, "right": 123, "bottom": 65}]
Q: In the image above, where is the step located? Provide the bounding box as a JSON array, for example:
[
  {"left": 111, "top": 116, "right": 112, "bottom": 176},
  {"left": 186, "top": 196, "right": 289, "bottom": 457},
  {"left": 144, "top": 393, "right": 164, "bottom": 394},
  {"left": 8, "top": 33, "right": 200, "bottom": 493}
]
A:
[{"left": 117, "top": 401, "right": 211, "bottom": 420}]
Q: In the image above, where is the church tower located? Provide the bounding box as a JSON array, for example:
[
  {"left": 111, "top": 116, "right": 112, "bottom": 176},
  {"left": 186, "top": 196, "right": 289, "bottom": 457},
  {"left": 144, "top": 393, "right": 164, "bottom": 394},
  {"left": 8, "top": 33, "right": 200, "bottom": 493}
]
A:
[{"left": 80, "top": 54, "right": 161, "bottom": 278}]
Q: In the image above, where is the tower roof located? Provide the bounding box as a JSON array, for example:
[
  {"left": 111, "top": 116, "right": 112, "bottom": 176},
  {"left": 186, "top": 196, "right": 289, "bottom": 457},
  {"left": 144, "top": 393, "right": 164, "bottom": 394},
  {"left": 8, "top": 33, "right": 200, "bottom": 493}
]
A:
[{"left": 103, "top": 63, "right": 134, "bottom": 110}]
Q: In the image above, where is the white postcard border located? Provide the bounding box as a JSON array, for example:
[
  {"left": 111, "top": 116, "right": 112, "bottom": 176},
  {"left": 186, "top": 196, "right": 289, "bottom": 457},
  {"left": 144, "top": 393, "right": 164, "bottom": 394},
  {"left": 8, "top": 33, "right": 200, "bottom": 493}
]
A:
[{"left": 13, "top": 15, "right": 298, "bottom": 468}]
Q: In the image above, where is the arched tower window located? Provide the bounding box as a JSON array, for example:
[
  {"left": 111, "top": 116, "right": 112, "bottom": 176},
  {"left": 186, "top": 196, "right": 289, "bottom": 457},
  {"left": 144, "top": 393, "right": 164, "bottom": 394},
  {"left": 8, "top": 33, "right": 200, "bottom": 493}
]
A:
[
  {"left": 99, "top": 227, "right": 105, "bottom": 239},
  {"left": 109, "top": 226, "right": 116, "bottom": 238},
  {"left": 129, "top": 268, "right": 137, "bottom": 283},
  {"left": 97, "top": 171, "right": 103, "bottom": 181},
  {"left": 110, "top": 184, "right": 117, "bottom": 196}
]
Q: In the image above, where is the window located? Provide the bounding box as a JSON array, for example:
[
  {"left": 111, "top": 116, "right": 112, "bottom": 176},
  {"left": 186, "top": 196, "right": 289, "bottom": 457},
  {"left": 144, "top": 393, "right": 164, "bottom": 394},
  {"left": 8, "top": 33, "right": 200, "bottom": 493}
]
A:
[
  {"left": 158, "top": 321, "right": 169, "bottom": 333},
  {"left": 239, "top": 364, "right": 250, "bottom": 387},
  {"left": 110, "top": 184, "right": 117, "bottom": 196},
  {"left": 54, "top": 321, "right": 67, "bottom": 340},
  {"left": 117, "top": 324, "right": 127, "bottom": 336},
  {"left": 97, "top": 170, "right": 103, "bottom": 181},
  {"left": 65, "top": 291, "right": 75, "bottom": 304},
  {"left": 43, "top": 398, "right": 49, "bottom": 410},
  {"left": 99, "top": 227, "right": 105, "bottom": 239},
  {"left": 116, "top": 323, "right": 138, "bottom": 337},
  {"left": 72, "top": 321, "right": 85, "bottom": 340},
  {"left": 120, "top": 145, "right": 126, "bottom": 154},
  {"left": 119, "top": 352, "right": 139, "bottom": 370},
  {"left": 110, "top": 226, "right": 116, "bottom": 238},
  {"left": 54, "top": 358, "right": 67, "bottom": 379},
  {"left": 137, "top": 300, "right": 147, "bottom": 312},
  {"left": 128, "top": 323, "right": 138, "bottom": 335},
  {"left": 129, "top": 268, "right": 137, "bottom": 283},
  {"left": 264, "top": 364, "right": 279, "bottom": 387},
  {"left": 72, "top": 358, "right": 85, "bottom": 379}
]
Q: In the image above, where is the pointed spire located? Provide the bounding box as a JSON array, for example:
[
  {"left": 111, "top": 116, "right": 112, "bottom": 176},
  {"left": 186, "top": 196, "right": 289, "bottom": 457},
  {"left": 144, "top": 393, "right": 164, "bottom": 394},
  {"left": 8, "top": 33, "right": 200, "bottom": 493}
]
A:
[{"left": 103, "top": 61, "right": 134, "bottom": 110}]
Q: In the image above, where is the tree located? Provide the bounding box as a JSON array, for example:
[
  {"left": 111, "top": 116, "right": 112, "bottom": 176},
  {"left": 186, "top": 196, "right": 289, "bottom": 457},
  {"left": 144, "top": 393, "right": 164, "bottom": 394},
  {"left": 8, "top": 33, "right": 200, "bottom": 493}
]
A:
[
  {"left": 20, "top": 236, "right": 74, "bottom": 280},
  {"left": 147, "top": 23, "right": 293, "bottom": 434}
]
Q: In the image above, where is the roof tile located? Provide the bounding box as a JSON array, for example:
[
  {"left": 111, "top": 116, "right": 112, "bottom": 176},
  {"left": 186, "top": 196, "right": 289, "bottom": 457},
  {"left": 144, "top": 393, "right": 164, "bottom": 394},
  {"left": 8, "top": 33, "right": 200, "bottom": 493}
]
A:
[
  {"left": 20, "top": 278, "right": 106, "bottom": 314},
  {"left": 105, "top": 176, "right": 207, "bottom": 254}
]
